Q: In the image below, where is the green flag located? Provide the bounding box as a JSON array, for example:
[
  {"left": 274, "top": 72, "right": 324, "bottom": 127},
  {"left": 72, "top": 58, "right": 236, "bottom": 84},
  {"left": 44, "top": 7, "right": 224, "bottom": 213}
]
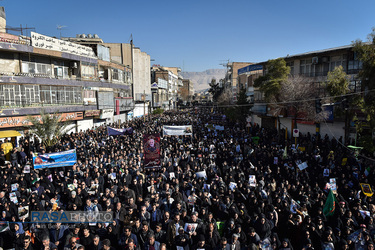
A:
[
  {"left": 216, "top": 221, "right": 225, "bottom": 236},
  {"left": 251, "top": 136, "right": 260, "bottom": 145},
  {"left": 31, "top": 178, "right": 40, "bottom": 185},
  {"left": 323, "top": 189, "right": 337, "bottom": 217}
]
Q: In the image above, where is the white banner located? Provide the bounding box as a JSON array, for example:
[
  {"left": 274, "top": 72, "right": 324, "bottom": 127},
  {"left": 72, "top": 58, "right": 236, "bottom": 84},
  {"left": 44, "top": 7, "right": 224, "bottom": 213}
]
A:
[
  {"left": 163, "top": 125, "right": 192, "bottom": 136},
  {"left": 31, "top": 32, "right": 96, "bottom": 58},
  {"left": 297, "top": 161, "right": 308, "bottom": 171},
  {"left": 195, "top": 170, "right": 207, "bottom": 179}
]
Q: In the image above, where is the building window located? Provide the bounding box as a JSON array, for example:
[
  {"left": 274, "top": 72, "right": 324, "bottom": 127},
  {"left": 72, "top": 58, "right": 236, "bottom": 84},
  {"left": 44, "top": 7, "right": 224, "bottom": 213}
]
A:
[
  {"left": 81, "top": 62, "right": 97, "bottom": 79},
  {"left": 349, "top": 80, "right": 361, "bottom": 92},
  {"left": 0, "top": 84, "right": 41, "bottom": 108},
  {"left": 22, "top": 62, "right": 52, "bottom": 76},
  {"left": 40, "top": 85, "right": 82, "bottom": 105},
  {"left": 112, "top": 69, "right": 124, "bottom": 83},
  {"left": 300, "top": 59, "right": 312, "bottom": 76},
  {"left": 286, "top": 61, "right": 294, "bottom": 75}
]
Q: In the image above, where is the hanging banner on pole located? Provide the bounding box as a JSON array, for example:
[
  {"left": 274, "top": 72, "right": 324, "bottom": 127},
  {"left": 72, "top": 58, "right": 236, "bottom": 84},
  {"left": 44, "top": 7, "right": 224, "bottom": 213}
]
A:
[{"left": 143, "top": 134, "right": 161, "bottom": 169}]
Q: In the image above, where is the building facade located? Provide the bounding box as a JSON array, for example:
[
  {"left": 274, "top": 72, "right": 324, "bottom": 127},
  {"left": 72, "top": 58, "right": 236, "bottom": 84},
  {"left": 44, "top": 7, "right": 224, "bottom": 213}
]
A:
[
  {"left": 151, "top": 66, "right": 183, "bottom": 110},
  {"left": 0, "top": 28, "right": 134, "bottom": 136},
  {"left": 224, "top": 62, "right": 252, "bottom": 102},
  {"left": 247, "top": 45, "right": 363, "bottom": 141}
]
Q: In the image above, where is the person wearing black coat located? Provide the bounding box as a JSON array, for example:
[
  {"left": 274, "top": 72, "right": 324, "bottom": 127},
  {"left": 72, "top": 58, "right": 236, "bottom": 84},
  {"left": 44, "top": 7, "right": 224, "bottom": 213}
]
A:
[{"left": 254, "top": 214, "right": 272, "bottom": 240}]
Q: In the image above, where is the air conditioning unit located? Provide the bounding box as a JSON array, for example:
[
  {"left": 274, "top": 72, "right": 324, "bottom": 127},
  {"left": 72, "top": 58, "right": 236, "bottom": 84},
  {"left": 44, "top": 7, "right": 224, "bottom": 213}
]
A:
[{"left": 312, "top": 57, "right": 319, "bottom": 64}]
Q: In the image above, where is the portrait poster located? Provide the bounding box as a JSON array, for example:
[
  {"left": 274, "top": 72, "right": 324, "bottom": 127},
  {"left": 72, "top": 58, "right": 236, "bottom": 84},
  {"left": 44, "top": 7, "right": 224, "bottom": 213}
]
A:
[
  {"left": 249, "top": 175, "right": 257, "bottom": 187},
  {"left": 229, "top": 182, "right": 237, "bottom": 191},
  {"left": 143, "top": 134, "right": 161, "bottom": 169},
  {"left": 9, "top": 192, "right": 18, "bottom": 204},
  {"left": 330, "top": 178, "right": 337, "bottom": 194},
  {"left": 11, "top": 183, "right": 18, "bottom": 192},
  {"left": 184, "top": 223, "right": 198, "bottom": 234},
  {"left": 323, "top": 169, "right": 330, "bottom": 177},
  {"left": 0, "top": 222, "right": 9, "bottom": 233},
  {"left": 360, "top": 183, "right": 374, "bottom": 197},
  {"left": 23, "top": 165, "right": 30, "bottom": 174},
  {"left": 18, "top": 206, "right": 29, "bottom": 220}
]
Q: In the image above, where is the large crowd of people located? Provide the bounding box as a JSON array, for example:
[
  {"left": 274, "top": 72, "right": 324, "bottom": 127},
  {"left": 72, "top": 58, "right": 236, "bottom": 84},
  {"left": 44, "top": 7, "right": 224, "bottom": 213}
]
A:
[{"left": 0, "top": 108, "right": 373, "bottom": 250}]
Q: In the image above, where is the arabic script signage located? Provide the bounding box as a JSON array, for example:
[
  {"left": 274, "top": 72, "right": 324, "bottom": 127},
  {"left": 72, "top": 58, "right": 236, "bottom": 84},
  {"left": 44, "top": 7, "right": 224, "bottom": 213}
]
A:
[
  {"left": 31, "top": 32, "right": 96, "bottom": 58},
  {"left": 0, "top": 112, "right": 83, "bottom": 128}
]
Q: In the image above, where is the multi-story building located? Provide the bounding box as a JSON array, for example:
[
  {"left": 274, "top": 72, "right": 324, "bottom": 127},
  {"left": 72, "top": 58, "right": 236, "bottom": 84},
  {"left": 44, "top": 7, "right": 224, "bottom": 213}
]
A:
[
  {"left": 151, "top": 66, "right": 182, "bottom": 110},
  {"left": 180, "top": 79, "right": 195, "bottom": 102},
  {"left": 63, "top": 38, "right": 151, "bottom": 119},
  {"left": 249, "top": 45, "right": 363, "bottom": 141},
  {"left": 223, "top": 62, "right": 252, "bottom": 102},
  {"left": 0, "top": 8, "right": 133, "bottom": 137}
]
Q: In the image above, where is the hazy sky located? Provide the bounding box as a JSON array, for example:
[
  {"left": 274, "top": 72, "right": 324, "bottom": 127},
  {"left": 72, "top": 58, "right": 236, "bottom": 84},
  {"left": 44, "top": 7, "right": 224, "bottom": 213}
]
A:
[{"left": 4, "top": 0, "right": 375, "bottom": 72}]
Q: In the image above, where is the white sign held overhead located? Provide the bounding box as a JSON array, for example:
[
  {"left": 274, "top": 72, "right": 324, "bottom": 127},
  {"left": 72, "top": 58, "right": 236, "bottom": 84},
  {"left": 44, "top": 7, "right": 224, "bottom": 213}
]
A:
[{"left": 293, "top": 129, "right": 299, "bottom": 137}]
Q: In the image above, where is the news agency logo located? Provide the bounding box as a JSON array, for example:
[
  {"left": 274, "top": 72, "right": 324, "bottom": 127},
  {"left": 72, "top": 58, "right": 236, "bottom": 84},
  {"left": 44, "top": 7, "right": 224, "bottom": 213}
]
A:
[{"left": 31, "top": 211, "right": 113, "bottom": 223}]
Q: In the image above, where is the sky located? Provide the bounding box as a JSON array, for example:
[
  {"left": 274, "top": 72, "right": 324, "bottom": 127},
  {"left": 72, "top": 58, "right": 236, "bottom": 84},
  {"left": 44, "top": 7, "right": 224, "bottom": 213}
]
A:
[{"left": 3, "top": 0, "right": 375, "bottom": 72}]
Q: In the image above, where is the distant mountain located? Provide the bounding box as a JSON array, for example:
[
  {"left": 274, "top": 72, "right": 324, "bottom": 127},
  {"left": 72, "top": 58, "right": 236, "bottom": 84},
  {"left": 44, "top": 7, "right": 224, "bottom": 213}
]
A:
[{"left": 181, "top": 69, "right": 226, "bottom": 91}]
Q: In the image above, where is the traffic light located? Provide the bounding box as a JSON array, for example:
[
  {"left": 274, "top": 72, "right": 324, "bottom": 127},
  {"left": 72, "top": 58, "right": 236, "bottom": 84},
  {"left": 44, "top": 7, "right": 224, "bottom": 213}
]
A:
[{"left": 315, "top": 98, "right": 322, "bottom": 114}]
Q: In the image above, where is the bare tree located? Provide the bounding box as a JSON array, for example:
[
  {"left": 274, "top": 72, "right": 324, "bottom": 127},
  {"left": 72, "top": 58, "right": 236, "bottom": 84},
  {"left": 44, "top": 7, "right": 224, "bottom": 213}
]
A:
[
  {"left": 217, "top": 87, "right": 233, "bottom": 105},
  {"left": 270, "top": 75, "right": 328, "bottom": 127}
]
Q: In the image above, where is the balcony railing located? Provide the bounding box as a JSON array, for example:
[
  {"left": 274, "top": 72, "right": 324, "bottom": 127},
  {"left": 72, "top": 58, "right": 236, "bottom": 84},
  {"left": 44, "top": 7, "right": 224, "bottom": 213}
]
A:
[{"left": 0, "top": 72, "right": 132, "bottom": 85}]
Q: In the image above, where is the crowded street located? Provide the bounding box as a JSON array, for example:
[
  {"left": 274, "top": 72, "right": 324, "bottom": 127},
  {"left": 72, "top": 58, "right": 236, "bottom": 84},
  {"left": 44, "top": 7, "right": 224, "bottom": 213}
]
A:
[{"left": 0, "top": 109, "right": 373, "bottom": 250}]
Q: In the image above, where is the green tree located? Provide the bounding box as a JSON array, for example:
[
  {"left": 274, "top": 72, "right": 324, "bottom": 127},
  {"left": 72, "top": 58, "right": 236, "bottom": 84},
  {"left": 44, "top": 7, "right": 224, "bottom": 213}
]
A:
[
  {"left": 254, "top": 58, "right": 290, "bottom": 102},
  {"left": 326, "top": 65, "right": 350, "bottom": 98},
  {"left": 27, "top": 110, "right": 71, "bottom": 150},
  {"left": 353, "top": 28, "right": 375, "bottom": 152},
  {"left": 254, "top": 58, "right": 290, "bottom": 138},
  {"left": 153, "top": 108, "right": 164, "bottom": 115},
  {"left": 236, "top": 87, "right": 252, "bottom": 121},
  {"left": 354, "top": 28, "right": 375, "bottom": 121}
]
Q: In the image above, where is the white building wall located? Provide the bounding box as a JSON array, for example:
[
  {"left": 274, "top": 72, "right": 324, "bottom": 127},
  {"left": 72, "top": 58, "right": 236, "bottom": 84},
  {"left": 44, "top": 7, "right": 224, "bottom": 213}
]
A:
[
  {"left": 251, "top": 114, "right": 262, "bottom": 127},
  {"left": 65, "top": 123, "right": 77, "bottom": 134},
  {"left": 114, "top": 114, "right": 126, "bottom": 124},
  {"left": 133, "top": 48, "right": 151, "bottom": 99},
  {"left": 279, "top": 117, "right": 344, "bottom": 139},
  {"left": 77, "top": 119, "right": 94, "bottom": 133},
  {"left": 133, "top": 103, "right": 149, "bottom": 117}
]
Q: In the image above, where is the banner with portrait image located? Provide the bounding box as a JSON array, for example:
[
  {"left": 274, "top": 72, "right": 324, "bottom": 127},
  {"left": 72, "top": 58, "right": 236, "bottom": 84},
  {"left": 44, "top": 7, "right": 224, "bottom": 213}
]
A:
[
  {"left": 143, "top": 134, "right": 161, "bottom": 169},
  {"left": 33, "top": 149, "right": 77, "bottom": 169},
  {"left": 163, "top": 125, "right": 192, "bottom": 136}
]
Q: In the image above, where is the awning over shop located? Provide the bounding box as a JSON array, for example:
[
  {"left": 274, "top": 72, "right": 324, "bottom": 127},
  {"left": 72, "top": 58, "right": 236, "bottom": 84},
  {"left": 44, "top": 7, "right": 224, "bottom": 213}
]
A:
[{"left": 0, "top": 130, "right": 21, "bottom": 138}]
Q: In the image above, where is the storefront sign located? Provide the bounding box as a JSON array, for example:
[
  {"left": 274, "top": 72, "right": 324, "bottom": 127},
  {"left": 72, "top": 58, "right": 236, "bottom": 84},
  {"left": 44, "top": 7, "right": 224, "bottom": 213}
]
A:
[
  {"left": 100, "top": 109, "right": 114, "bottom": 119},
  {"left": 84, "top": 110, "right": 100, "bottom": 117},
  {"left": 0, "top": 112, "right": 83, "bottom": 128}
]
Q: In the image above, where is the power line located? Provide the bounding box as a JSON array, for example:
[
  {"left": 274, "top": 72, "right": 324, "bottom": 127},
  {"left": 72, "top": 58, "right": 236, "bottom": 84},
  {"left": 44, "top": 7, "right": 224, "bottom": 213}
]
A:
[{"left": 322, "top": 117, "right": 375, "bottom": 162}]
